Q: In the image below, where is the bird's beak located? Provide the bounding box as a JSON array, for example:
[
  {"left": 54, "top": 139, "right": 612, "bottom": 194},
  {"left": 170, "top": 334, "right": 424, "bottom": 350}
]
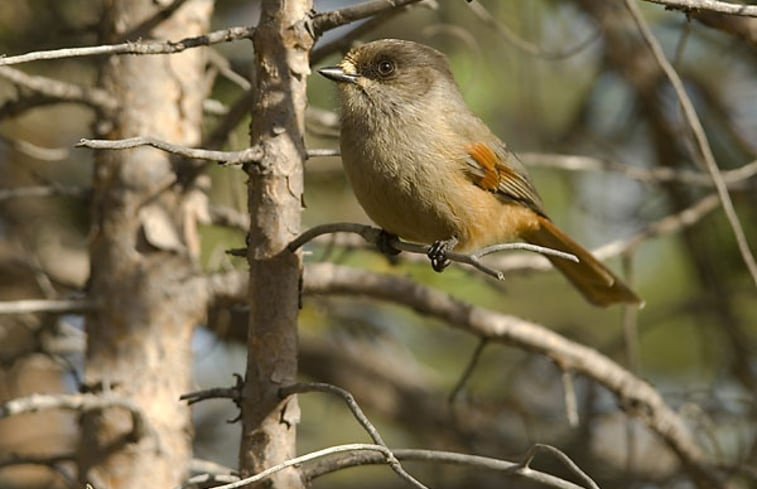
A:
[{"left": 318, "top": 66, "right": 359, "bottom": 84}]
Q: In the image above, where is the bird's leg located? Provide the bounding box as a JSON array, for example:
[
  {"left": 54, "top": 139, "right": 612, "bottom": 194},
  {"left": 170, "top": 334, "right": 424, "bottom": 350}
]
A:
[
  {"left": 376, "top": 229, "right": 401, "bottom": 256},
  {"left": 428, "top": 236, "right": 458, "bottom": 273}
]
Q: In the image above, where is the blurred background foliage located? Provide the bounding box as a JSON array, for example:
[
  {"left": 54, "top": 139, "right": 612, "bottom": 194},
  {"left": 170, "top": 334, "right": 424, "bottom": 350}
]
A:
[{"left": 0, "top": 1, "right": 755, "bottom": 488}]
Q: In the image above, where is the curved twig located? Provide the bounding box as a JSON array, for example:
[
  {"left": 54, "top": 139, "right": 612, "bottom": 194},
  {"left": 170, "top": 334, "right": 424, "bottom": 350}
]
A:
[{"left": 288, "top": 222, "right": 577, "bottom": 280}]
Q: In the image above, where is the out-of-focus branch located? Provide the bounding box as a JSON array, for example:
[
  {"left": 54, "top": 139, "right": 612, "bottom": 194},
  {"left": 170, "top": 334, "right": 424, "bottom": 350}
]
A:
[
  {"left": 467, "top": 1, "right": 601, "bottom": 60},
  {"left": 0, "top": 135, "right": 71, "bottom": 161},
  {"left": 0, "top": 298, "right": 95, "bottom": 315},
  {"left": 303, "top": 262, "right": 722, "bottom": 487},
  {"left": 0, "top": 25, "right": 255, "bottom": 66},
  {"left": 0, "top": 393, "right": 148, "bottom": 441},
  {"left": 521, "top": 153, "right": 757, "bottom": 189},
  {"left": 642, "top": 0, "right": 757, "bottom": 17},
  {"left": 0, "top": 66, "right": 116, "bottom": 111},
  {"left": 624, "top": 0, "right": 757, "bottom": 287}
]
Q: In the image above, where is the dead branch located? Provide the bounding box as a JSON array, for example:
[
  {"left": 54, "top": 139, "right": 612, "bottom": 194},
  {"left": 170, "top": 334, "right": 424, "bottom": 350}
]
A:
[
  {"left": 0, "top": 298, "right": 95, "bottom": 315},
  {"left": 0, "top": 26, "right": 254, "bottom": 67},
  {"left": 0, "top": 66, "right": 116, "bottom": 111},
  {"left": 280, "top": 382, "right": 428, "bottom": 489},
  {"left": 312, "top": 0, "right": 426, "bottom": 35},
  {"left": 288, "top": 222, "right": 577, "bottom": 280},
  {"left": 642, "top": 0, "right": 757, "bottom": 16},
  {"left": 624, "top": 0, "right": 757, "bottom": 286},
  {"left": 302, "top": 445, "right": 594, "bottom": 489},
  {"left": 303, "top": 262, "right": 722, "bottom": 487},
  {"left": 76, "top": 137, "right": 263, "bottom": 165}
]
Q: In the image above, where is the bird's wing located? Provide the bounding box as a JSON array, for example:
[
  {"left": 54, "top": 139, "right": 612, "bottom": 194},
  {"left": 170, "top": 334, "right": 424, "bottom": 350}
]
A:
[{"left": 463, "top": 141, "right": 546, "bottom": 216}]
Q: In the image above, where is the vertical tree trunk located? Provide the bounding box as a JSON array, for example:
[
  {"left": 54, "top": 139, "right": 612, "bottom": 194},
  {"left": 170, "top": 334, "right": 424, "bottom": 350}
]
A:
[
  {"left": 239, "top": 1, "right": 312, "bottom": 487},
  {"left": 79, "top": 1, "right": 213, "bottom": 488}
]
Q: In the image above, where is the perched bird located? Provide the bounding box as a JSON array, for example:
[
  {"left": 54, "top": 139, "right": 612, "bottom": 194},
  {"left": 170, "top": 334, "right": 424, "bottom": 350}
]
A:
[{"left": 319, "top": 39, "right": 641, "bottom": 307}]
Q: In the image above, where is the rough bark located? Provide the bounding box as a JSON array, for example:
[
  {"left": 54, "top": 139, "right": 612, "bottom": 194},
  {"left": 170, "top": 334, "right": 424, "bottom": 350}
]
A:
[
  {"left": 78, "top": 1, "right": 213, "bottom": 488},
  {"left": 239, "top": 0, "right": 313, "bottom": 487}
]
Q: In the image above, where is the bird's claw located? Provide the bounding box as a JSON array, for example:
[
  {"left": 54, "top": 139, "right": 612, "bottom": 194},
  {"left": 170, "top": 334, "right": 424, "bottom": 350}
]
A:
[{"left": 428, "top": 237, "right": 458, "bottom": 273}]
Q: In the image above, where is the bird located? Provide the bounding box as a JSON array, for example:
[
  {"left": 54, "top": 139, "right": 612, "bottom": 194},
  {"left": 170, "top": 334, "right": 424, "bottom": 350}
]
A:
[{"left": 318, "top": 39, "right": 641, "bottom": 307}]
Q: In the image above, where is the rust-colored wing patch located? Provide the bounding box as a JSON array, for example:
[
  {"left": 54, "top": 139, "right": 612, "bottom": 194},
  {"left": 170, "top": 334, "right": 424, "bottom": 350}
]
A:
[
  {"left": 466, "top": 143, "right": 501, "bottom": 191},
  {"left": 464, "top": 142, "right": 546, "bottom": 216}
]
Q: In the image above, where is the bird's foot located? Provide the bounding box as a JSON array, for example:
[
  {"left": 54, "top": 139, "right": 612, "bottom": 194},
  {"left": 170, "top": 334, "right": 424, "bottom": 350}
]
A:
[
  {"left": 428, "top": 236, "right": 458, "bottom": 273},
  {"left": 376, "top": 230, "right": 401, "bottom": 257}
]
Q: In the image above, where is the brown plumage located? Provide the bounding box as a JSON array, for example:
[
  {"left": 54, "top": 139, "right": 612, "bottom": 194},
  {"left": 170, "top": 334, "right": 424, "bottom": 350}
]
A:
[{"left": 319, "top": 39, "right": 641, "bottom": 307}]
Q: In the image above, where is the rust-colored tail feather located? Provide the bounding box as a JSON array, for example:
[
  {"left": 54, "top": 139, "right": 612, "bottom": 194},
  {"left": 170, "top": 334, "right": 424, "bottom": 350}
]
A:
[{"left": 522, "top": 216, "right": 643, "bottom": 307}]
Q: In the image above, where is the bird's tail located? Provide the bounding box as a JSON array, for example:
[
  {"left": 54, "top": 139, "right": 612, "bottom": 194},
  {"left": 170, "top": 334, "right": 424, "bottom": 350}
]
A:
[{"left": 522, "top": 216, "right": 643, "bottom": 307}]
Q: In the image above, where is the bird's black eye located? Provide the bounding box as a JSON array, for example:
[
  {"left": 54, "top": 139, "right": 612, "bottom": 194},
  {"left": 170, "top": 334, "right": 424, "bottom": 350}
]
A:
[{"left": 376, "top": 59, "right": 395, "bottom": 77}]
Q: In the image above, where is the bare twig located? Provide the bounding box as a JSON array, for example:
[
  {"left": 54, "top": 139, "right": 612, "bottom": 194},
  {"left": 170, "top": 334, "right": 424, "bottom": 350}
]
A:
[
  {"left": 560, "top": 370, "right": 580, "bottom": 428},
  {"left": 302, "top": 446, "right": 592, "bottom": 489},
  {"left": 0, "top": 393, "right": 148, "bottom": 441},
  {"left": 0, "top": 184, "right": 86, "bottom": 200},
  {"left": 521, "top": 153, "right": 757, "bottom": 189},
  {"left": 448, "top": 338, "right": 488, "bottom": 404},
  {"left": 0, "top": 298, "right": 96, "bottom": 315},
  {"left": 303, "top": 262, "right": 721, "bottom": 486},
  {"left": 467, "top": 1, "right": 601, "bottom": 60},
  {"left": 642, "top": 0, "right": 757, "bottom": 17},
  {"left": 0, "top": 452, "right": 75, "bottom": 469},
  {"left": 280, "top": 383, "right": 428, "bottom": 489},
  {"left": 306, "top": 148, "right": 340, "bottom": 158},
  {"left": 0, "top": 135, "right": 72, "bottom": 161},
  {"left": 0, "top": 66, "right": 116, "bottom": 111},
  {"left": 624, "top": 0, "right": 757, "bottom": 286},
  {"left": 76, "top": 137, "right": 263, "bottom": 165},
  {"left": 0, "top": 26, "right": 255, "bottom": 66},
  {"left": 312, "top": 0, "right": 426, "bottom": 35},
  {"left": 288, "top": 222, "right": 577, "bottom": 280},
  {"left": 209, "top": 444, "right": 422, "bottom": 489},
  {"left": 519, "top": 444, "right": 600, "bottom": 489},
  {"left": 311, "top": 1, "right": 438, "bottom": 63}
]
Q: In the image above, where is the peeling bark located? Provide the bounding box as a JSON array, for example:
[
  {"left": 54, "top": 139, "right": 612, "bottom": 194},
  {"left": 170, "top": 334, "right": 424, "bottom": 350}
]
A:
[{"left": 239, "top": 1, "right": 313, "bottom": 487}]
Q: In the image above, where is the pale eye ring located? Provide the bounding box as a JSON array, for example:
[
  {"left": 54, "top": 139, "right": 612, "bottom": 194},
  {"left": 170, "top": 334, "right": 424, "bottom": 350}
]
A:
[{"left": 377, "top": 59, "right": 395, "bottom": 76}]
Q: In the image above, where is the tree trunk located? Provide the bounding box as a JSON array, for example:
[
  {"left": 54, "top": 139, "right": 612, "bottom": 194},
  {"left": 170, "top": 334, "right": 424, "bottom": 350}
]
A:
[
  {"left": 239, "top": 0, "right": 313, "bottom": 487},
  {"left": 78, "top": 1, "right": 213, "bottom": 488}
]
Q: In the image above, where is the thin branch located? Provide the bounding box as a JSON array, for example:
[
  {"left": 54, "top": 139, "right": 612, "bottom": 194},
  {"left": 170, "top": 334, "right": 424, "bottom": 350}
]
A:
[
  {"left": 306, "top": 148, "right": 340, "bottom": 158},
  {"left": 209, "top": 444, "right": 420, "bottom": 489},
  {"left": 310, "top": 1, "right": 438, "bottom": 63},
  {"left": 448, "top": 338, "right": 488, "bottom": 404},
  {"left": 0, "top": 66, "right": 117, "bottom": 111},
  {"left": 302, "top": 446, "right": 591, "bottom": 489},
  {"left": 279, "top": 383, "right": 428, "bottom": 489},
  {"left": 302, "top": 262, "right": 721, "bottom": 486},
  {"left": 521, "top": 153, "right": 757, "bottom": 189},
  {"left": 0, "top": 134, "right": 72, "bottom": 161},
  {"left": 0, "top": 452, "right": 75, "bottom": 469},
  {"left": 642, "top": 0, "right": 757, "bottom": 16},
  {"left": 560, "top": 370, "right": 580, "bottom": 428},
  {"left": 520, "top": 444, "right": 600, "bottom": 489},
  {"left": 467, "top": 1, "right": 601, "bottom": 60},
  {"left": 624, "top": 0, "right": 757, "bottom": 286},
  {"left": 312, "top": 0, "right": 426, "bottom": 35},
  {"left": 76, "top": 137, "right": 263, "bottom": 165},
  {"left": 114, "top": 0, "right": 191, "bottom": 42},
  {"left": 288, "top": 222, "right": 577, "bottom": 280},
  {"left": 0, "top": 298, "right": 96, "bottom": 315},
  {"left": 491, "top": 193, "right": 721, "bottom": 274},
  {"left": 0, "top": 26, "right": 255, "bottom": 66},
  {"left": 0, "top": 393, "right": 148, "bottom": 441}
]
